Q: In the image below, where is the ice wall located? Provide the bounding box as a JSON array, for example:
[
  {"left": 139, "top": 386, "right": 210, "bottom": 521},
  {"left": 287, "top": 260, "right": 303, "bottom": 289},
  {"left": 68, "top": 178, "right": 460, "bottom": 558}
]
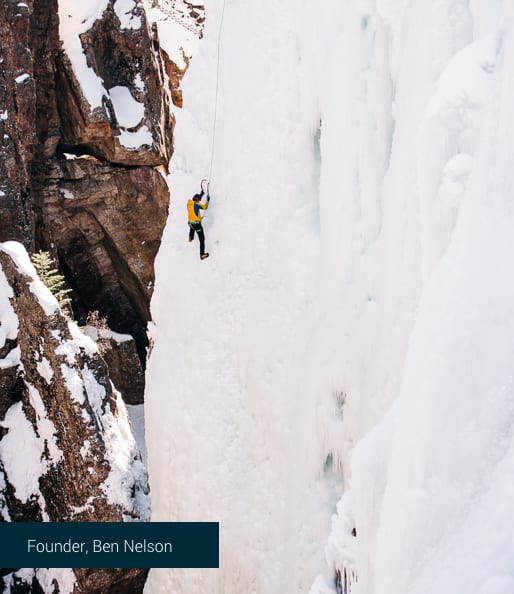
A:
[
  {"left": 145, "top": 2, "right": 345, "bottom": 592},
  {"left": 312, "top": 2, "right": 514, "bottom": 594},
  {"left": 146, "top": 0, "right": 514, "bottom": 593}
]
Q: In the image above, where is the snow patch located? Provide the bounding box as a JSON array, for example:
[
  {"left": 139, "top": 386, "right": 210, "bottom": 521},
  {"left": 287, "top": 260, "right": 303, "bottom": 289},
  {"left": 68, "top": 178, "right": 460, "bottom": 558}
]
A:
[
  {"left": 15, "top": 73, "right": 31, "bottom": 84},
  {"left": 0, "top": 471, "right": 10, "bottom": 521},
  {"left": 114, "top": 0, "right": 141, "bottom": 30},
  {"left": 60, "top": 188, "right": 75, "bottom": 200},
  {"left": 61, "top": 364, "right": 86, "bottom": 404},
  {"left": 134, "top": 72, "right": 145, "bottom": 91},
  {"left": 142, "top": 0, "right": 201, "bottom": 70},
  {"left": 1, "top": 241, "right": 58, "bottom": 316},
  {"left": 57, "top": 0, "right": 110, "bottom": 109},
  {"left": 56, "top": 321, "right": 98, "bottom": 363},
  {"left": 0, "top": 346, "right": 21, "bottom": 369},
  {"left": 109, "top": 85, "right": 145, "bottom": 128},
  {"left": 0, "top": 403, "right": 47, "bottom": 502},
  {"left": 51, "top": 329, "right": 62, "bottom": 341},
  {"left": 118, "top": 125, "right": 153, "bottom": 148},
  {"left": 83, "top": 324, "right": 133, "bottom": 343},
  {"left": 80, "top": 440, "right": 91, "bottom": 458},
  {"left": 35, "top": 569, "right": 76, "bottom": 594},
  {"left": 82, "top": 365, "right": 106, "bottom": 413},
  {"left": 27, "top": 384, "right": 62, "bottom": 464}
]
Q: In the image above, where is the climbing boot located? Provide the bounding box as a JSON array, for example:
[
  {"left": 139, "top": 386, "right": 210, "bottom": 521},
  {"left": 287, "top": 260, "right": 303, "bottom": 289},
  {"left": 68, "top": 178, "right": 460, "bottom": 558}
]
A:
[{"left": 200, "top": 253, "right": 210, "bottom": 260}]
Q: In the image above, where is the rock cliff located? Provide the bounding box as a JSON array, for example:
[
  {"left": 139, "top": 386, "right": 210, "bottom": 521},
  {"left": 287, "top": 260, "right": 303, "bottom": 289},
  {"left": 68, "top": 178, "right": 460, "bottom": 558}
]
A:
[
  {"left": 0, "top": 0, "right": 198, "bottom": 365},
  {"left": 0, "top": 242, "right": 149, "bottom": 592},
  {"left": 0, "top": 0, "right": 204, "bottom": 591},
  {"left": 39, "top": 0, "right": 175, "bottom": 365}
]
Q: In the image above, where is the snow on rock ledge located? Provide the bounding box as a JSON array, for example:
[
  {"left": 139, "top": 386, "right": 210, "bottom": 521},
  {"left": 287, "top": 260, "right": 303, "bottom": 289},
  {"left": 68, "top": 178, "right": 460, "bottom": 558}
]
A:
[
  {"left": 0, "top": 242, "right": 149, "bottom": 593},
  {"left": 56, "top": 0, "right": 176, "bottom": 166}
]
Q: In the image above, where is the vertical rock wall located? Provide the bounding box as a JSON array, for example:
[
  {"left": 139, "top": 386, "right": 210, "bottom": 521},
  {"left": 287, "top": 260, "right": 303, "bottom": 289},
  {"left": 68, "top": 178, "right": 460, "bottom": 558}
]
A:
[
  {"left": 0, "top": 243, "right": 149, "bottom": 593},
  {"left": 0, "top": 0, "right": 189, "bottom": 364},
  {"left": 0, "top": 0, "right": 203, "bottom": 592},
  {"left": 0, "top": 0, "right": 38, "bottom": 246}
]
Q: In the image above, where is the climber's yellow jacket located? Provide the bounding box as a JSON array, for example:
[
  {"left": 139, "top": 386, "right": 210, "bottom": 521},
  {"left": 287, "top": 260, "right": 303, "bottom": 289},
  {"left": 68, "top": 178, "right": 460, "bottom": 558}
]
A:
[{"left": 187, "top": 191, "right": 210, "bottom": 223}]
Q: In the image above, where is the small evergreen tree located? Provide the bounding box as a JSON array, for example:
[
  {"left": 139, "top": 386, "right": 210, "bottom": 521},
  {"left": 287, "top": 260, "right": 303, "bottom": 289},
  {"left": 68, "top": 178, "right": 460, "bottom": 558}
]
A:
[{"left": 31, "top": 251, "right": 72, "bottom": 314}]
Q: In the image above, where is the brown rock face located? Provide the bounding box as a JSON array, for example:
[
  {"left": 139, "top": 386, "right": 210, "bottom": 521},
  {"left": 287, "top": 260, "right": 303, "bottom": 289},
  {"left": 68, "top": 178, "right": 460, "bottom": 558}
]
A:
[
  {"left": 0, "top": 0, "right": 62, "bottom": 246},
  {"left": 39, "top": 155, "right": 169, "bottom": 361},
  {"left": 44, "top": 0, "right": 179, "bottom": 363},
  {"left": 0, "top": 0, "right": 197, "bottom": 364},
  {"left": 84, "top": 325, "right": 145, "bottom": 405},
  {"left": 0, "top": 0, "right": 37, "bottom": 246},
  {"left": 0, "top": 245, "right": 149, "bottom": 592},
  {"left": 101, "top": 336, "right": 145, "bottom": 405}
]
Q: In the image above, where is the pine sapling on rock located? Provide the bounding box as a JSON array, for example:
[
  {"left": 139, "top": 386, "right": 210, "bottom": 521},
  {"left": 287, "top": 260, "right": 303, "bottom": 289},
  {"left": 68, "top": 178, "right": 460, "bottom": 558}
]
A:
[{"left": 31, "top": 250, "right": 73, "bottom": 315}]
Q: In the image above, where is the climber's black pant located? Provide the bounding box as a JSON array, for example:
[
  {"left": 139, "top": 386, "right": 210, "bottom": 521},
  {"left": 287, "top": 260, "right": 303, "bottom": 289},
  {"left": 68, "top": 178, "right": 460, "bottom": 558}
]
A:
[{"left": 189, "top": 222, "right": 206, "bottom": 256}]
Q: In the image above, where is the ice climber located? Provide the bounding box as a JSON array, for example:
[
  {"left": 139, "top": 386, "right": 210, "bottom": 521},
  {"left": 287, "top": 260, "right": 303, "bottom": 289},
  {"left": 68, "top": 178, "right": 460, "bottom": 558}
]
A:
[{"left": 187, "top": 185, "right": 210, "bottom": 260}]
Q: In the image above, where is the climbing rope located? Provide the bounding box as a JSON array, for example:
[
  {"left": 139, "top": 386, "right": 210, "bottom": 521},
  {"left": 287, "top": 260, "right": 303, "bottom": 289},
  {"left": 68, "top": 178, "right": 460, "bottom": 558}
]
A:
[{"left": 208, "top": 0, "right": 228, "bottom": 183}]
